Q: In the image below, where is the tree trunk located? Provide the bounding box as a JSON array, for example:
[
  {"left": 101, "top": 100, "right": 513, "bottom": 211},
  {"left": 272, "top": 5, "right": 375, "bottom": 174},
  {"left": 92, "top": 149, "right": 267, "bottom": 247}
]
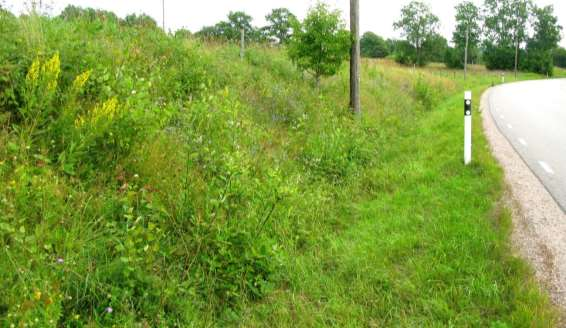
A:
[
  {"left": 240, "top": 28, "right": 245, "bottom": 60},
  {"left": 514, "top": 40, "right": 519, "bottom": 78},
  {"left": 350, "top": 0, "right": 361, "bottom": 115},
  {"left": 464, "top": 26, "right": 469, "bottom": 81}
]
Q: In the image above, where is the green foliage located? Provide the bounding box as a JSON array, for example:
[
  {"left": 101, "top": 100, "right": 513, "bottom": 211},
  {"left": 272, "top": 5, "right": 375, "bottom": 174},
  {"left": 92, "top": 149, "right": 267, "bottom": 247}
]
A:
[
  {"left": 445, "top": 47, "right": 464, "bottom": 69},
  {"left": 554, "top": 47, "right": 566, "bottom": 68},
  {"left": 393, "top": 1, "right": 439, "bottom": 66},
  {"left": 174, "top": 28, "right": 192, "bottom": 39},
  {"left": 123, "top": 13, "right": 158, "bottom": 29},
  {"left": 423, "top": 33, "right": 448, "bottom": 63},
  {"left": 360, "top": 32, "right": 389, "bottom": 59},
  {"left": 59, "top": 5, "right": 119, "bottom": 24},
  {"left": 452, "top": 1, "right": 481, "bottom": 64},
  {"left": 0, "top": 5, "right": 558, "bottom": 327},
  {"left": 523, "top": 5, "right": 562, "bottom": 76},
  {"left": 413, "top": 75, "right": 440, "bottom": 111},
  {"left": 287, "top": 3, "right": 351, "bottom": 84},
  {"left": 265, "top": 8, "right": 297, "bottom": 44},
  {"left": 484, "top": 44, "right": 517, "bottom": 70},
  {"left": 196, "top": 11, "right": 266, "bottom": 43}
]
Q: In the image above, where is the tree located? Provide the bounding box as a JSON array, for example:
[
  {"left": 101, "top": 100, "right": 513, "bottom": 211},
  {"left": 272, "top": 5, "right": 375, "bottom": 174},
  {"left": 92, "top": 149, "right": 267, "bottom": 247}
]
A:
[
  {"left": 452, "top": 1, "right": 481, "bottom": 68},
  {"left": 265, "top": 8, "right": 297, "bottom": 44},
  {"left": 423, "top": 33, "right": 448, "bottom": 63},
  {"left": 360, "top": 32, "right": 389, "bottom": 58},
  {"left": 195, "top": 11, "right": 265, "bottom": 43},
  {"left": 483, "top": 0, "right": 531, "bottom": 74},
  {"left": 124, "top": 13, "right": 158, "bottom": 28},
  {"left": 555, "top": 47, "right": 566, "bottom": 68},
  {"left": 393, "top": 1, "right": 439, "bottom": 66},
  {"left": 525, "top": 5, "right": 562, "bottom": 75},
  {"left": 287, "top": 3, "right": 350, "bottom": 86}
]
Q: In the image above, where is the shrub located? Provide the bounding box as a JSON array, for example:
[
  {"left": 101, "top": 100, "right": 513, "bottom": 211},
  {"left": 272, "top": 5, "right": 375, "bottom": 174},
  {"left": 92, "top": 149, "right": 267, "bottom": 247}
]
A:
[
  {"left": 483, "top": 44, "right": 516, "bottom": 70},
  {"left": 553, "top": 47, "right": 566, "bottom": 68},
  {"left": 413, "top": 75, "right": 439, "bottom": 111}
]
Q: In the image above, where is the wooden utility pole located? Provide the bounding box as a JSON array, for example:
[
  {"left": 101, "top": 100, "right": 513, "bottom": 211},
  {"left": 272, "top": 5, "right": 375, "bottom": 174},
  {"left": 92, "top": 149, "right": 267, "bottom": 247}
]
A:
[
  {"left": 240, "top": 28, "right": 245, "bottom": 60},
  {"left": 464, "top": 26, "right": 469, "bottom": 81},
  {"left": 350, "top": 0, "right": 361, "bottom": 115}
]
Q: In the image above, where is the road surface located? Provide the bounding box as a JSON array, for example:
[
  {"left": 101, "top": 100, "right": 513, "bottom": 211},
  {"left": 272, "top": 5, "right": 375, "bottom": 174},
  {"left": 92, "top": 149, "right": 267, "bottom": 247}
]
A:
[{"left": 488, "top": 79, "right": 566, "bottom": 211}]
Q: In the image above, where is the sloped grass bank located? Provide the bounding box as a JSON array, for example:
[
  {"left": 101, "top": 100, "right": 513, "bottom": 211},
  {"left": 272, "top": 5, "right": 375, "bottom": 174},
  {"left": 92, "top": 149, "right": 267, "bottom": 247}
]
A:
[
  {"left": 0, "top": 9, "right": 557, "bottom": 326},
  {"left": 240, "top": 87, "right": 557, "bottom": 327}
]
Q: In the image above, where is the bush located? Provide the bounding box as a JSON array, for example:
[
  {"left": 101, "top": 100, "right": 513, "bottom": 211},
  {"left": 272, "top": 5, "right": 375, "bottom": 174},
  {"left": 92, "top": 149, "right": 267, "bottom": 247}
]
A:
[
  {"left": 444, "top": 47, "right": 464, "bottom": 69},
  {"left": 524, "top": 50, "right": 554, "bottom": 76},
  {"left": 413, "top": 75, "right": 439, "bottom": 111},
  {"left": 361, "top": 32, "right": 389, "bottom": 58},
  {"left": 483, "top": 44, "right": 516, "bottom": 70},
  {"left": 554, "top": 47, "right": 566, "bottom": 68}
]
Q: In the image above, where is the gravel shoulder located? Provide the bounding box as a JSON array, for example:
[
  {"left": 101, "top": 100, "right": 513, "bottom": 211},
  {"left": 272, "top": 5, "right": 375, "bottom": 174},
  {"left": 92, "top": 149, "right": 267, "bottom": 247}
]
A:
[{"left": 481, "top": 88, "right": 566, "bottom": 320}]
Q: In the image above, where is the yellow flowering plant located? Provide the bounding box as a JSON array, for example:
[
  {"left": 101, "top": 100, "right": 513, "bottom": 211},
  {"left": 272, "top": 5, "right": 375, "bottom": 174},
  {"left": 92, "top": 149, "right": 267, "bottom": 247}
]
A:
[{"left": 21, "top": 53, "right": 61, "bottom": 133}]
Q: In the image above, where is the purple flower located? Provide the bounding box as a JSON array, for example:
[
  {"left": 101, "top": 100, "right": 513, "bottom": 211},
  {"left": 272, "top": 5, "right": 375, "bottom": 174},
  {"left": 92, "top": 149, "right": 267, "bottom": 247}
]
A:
[{"left": 105, "top": 307, "right": 113, "bottom": 314}]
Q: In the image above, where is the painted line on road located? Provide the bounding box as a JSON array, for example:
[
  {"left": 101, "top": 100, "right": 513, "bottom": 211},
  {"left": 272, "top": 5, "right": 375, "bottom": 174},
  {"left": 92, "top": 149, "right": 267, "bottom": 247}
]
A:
[
  {"left": 507, "top": 124, "right": 513, "bottom": 129},
  {"left": 538, "top": 161, "right": 555, "bottom": 175},
  {"left": 518, "top": 138, "right": 528, "bottom": 146}
]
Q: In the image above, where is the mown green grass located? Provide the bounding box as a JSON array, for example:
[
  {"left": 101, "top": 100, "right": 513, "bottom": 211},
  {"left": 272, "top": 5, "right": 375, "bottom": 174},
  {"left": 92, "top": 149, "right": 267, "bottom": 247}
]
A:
[{"left": 0, "top": 9, "right": 559, "bottom": 327}]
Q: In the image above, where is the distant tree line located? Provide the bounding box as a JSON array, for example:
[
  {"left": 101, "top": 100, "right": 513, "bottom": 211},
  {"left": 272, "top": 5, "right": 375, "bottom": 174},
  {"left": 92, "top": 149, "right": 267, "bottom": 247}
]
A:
[
  {"left": 391, "top": 0, "right": 562, "bottom": 76},
  {"left": 58, "top": 3, "right": 563, "bottom": 76},
  {"left": 196, "top": 8, "right": 297, "bottom": 44},
  {"left": 60, "top": 5, "right": 160, "bottom": 29}
]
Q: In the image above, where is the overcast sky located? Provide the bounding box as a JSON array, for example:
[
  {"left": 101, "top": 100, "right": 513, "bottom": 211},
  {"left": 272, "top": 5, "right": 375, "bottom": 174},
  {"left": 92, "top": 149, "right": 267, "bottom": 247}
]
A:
[{"left": 3, "top": 0, "right": 566, "bottom": 47}]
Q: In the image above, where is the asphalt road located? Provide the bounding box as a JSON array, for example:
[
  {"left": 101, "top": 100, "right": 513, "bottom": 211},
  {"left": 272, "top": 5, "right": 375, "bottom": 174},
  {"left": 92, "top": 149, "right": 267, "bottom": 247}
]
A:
[{"left": 488, "top": 79, "right": 566, "bottom": 211}]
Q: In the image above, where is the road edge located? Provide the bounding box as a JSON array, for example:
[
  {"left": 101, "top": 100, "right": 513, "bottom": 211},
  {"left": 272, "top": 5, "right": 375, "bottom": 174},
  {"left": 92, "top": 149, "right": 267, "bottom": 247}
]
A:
[{"left": 481, "top": 88, "right": 566, "bottom": 321}]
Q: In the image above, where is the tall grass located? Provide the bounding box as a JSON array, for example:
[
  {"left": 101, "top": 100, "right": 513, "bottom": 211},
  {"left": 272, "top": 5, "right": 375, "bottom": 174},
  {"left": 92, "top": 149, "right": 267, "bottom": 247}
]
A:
[{"left": 0, "top": 8, "right": 558, "bottom": 327}]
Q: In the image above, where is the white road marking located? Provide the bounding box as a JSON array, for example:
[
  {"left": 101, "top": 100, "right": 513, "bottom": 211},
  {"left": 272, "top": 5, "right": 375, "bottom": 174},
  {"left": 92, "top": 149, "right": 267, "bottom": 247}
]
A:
[
  {"left": 507, "top": 124, "right": 513, "bottom": 129},
  {"left": 538, "top": 161, "right": 555, "bottom": 175},
  {"left": 518, "top": 138, "right": 528, "bottom": 146}
]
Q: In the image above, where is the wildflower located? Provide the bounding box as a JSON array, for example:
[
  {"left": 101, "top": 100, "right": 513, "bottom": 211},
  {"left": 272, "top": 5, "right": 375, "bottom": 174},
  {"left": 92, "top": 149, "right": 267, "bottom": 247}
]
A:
[
  {"left": 72, "top": 70, "right": 92, "bottom": 91},
  {"left": 74, "top": 116, "right": 85, "bottom": 128},
  {"left": 133, "top": 174, "right": 139, "bottom": 179},
  {"left": 56, "top": 258, "right": 64, "bottom": 264},
  {"left": 26, "top": 58, "right": 41, "bottom": 83},
  {"left": 33, "top": 291, "right": 41, "bottom": 301},
  {"left": 91, "top": 97, "right": 119, "bottom": 123},
  {"left": 105, "top": 306, "right": 113, "bottom": 314},
  {"left": 43, "top": 53, "right": 61, "bottom": 92}
]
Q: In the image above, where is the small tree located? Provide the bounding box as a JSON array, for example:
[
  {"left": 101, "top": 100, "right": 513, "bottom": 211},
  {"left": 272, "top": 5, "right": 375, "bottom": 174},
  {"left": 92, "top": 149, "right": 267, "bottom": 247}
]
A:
[
  {"left": 265, "top": 8, "right": 297, "bottom": 44},
  {"left": 287, "top": 3, "right": 350, "bottom": 87},
  {"left": 393, "top": 1, "right": 439, "bottom": 66},
  {"left": 360, "top": 32, "right": 389, "bottom": 58}
]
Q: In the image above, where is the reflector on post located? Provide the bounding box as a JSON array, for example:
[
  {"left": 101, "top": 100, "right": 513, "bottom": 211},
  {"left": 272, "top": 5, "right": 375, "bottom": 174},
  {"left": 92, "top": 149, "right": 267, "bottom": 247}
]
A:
[{"left": 464, "top": 91, "right": 472, "bottom": 165}]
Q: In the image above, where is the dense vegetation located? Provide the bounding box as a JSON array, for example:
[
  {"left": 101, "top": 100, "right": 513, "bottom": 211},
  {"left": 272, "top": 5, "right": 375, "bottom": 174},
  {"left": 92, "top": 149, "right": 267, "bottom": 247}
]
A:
[
  {"left": 0, "top": 4, "right": 562, "bottom": 327},
  {"left": 391, "top": 0, "right": 562, "bottom": 75}
]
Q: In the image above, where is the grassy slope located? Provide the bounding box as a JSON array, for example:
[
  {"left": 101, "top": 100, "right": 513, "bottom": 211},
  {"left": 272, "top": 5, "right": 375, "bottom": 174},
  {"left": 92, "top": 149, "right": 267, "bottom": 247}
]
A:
[
  {"left": 0, "top": 12, "right": 561, "bottom": 327},
  {"left": 235, "top": 61, "right": 558, "bottom": 327}
]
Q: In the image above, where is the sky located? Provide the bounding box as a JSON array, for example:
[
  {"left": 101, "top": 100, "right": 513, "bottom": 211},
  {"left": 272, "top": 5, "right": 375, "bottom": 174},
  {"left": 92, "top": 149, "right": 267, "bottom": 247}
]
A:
[{"left": 3, "top": 0, "right": 566, "bottom": 47}]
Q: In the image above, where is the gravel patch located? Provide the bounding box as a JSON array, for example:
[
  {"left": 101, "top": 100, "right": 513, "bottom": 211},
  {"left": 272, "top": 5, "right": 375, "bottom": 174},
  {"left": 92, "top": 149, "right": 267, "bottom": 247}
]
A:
[{"left": 481, "top": 89, "right": 566, "bottom": 320}]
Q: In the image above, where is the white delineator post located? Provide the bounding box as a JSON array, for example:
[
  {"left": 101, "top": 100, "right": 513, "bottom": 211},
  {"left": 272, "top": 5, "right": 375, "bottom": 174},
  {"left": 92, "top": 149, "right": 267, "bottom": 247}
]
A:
[{"left": 464, "top": 91, "right": 472, "bottom": 165}]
